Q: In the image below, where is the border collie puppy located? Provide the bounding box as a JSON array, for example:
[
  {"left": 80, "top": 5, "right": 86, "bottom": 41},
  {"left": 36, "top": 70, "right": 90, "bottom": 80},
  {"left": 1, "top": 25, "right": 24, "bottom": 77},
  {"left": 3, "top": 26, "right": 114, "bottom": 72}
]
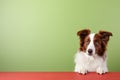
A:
[{"left": 74, "top": 29, "right": 112, "bottom": 74}]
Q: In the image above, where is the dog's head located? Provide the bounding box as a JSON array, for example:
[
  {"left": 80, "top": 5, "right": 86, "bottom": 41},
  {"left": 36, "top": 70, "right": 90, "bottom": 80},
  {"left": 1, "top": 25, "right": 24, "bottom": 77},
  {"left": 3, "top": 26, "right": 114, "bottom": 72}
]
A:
[{"left": 77, "top": 29, "right": 112, "bottom": 56}]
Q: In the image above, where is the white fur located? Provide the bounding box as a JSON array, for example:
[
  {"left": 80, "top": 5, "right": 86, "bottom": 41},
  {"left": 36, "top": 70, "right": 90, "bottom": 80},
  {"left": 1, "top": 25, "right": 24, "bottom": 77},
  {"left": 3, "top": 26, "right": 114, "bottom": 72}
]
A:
[
  {"left": 74, "top": 51, "right": 108, "bottom": 74},
  {"left": 86, "top": 33, "right": 95, "bottom": 55},
  {"left": 74, "top": 33, "right": 108, "bottom": 74}
]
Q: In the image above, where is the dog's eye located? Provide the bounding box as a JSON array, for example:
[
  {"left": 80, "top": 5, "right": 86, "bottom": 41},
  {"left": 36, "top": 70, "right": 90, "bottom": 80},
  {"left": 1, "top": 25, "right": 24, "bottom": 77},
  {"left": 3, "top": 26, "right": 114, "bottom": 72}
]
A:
[
  {"left": 95, "top": 41, "right": 99, "bottom": 46},
  {"left": 86, "top": 40, "right": 90, "bottom": 45}
]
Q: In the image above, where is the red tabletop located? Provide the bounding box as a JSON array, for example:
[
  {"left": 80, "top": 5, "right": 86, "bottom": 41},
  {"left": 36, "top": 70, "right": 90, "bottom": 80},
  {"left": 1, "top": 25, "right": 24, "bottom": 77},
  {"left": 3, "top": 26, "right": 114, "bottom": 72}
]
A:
[{"left": 0, "top": 72, "right": 120, "bottom": 80}]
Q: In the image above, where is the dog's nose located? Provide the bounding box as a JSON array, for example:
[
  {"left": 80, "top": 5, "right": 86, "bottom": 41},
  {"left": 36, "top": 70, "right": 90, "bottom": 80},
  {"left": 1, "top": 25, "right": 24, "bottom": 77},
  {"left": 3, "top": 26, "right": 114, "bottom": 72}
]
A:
[{"left": 88, "top": 49, "right": 93, "bottom": 55}]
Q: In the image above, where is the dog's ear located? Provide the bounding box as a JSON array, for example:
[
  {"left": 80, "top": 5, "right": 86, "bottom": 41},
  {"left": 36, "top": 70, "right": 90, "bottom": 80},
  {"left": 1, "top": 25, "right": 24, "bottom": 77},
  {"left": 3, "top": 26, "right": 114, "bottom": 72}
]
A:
[
  {"left": 77, "top": 29, "right": 91, "bottom": 40},
  {"left": 77, "top": 29, "right": 91, "bottom": 51},
  {"left": 99, "top": 30, "right": 112, "bottom": 44}
]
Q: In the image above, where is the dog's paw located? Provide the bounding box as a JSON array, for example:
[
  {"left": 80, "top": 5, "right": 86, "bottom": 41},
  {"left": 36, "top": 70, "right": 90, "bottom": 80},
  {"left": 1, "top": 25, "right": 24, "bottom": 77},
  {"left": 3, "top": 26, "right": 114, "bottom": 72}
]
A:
[
  {"left": 79, "top": 68, "right": 87, "bottom": 75},
  {"left": 75, "top": 67, "right": 87, "bottom": 75},
  {"left": 74, "top": 64, "right": 87, "bottom": 75},
  {"left": 96, "top": 67, "right": 107, "bottom": 75}
]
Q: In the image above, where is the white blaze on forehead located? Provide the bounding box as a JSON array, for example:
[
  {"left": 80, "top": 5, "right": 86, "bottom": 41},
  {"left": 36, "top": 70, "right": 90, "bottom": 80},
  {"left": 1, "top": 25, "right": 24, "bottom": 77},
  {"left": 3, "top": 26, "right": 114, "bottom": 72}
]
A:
[{"left": 86, "top": 33, "right": 95, "bottom": 55}]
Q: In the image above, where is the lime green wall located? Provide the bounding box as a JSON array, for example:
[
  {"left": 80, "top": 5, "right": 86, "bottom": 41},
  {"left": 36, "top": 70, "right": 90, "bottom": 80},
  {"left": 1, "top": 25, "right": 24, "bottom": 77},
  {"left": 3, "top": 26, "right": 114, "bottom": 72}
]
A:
[{"left": 0, "top": 0, "right": 120, "bottom": 71}]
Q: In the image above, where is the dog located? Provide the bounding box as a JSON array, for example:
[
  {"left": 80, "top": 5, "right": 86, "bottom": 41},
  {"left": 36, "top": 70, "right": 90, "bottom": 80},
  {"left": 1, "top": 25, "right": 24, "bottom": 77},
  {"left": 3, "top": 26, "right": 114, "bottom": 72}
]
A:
[{"left": 74, "top": 29, "right": 112, "bottom": 74}]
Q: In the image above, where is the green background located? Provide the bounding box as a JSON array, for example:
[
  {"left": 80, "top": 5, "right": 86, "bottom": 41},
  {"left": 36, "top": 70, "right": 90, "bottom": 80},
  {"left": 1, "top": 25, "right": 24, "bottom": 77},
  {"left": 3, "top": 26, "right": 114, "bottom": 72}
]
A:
[{"left": 0, "top": 0, "right": 120, "bottom": 72}]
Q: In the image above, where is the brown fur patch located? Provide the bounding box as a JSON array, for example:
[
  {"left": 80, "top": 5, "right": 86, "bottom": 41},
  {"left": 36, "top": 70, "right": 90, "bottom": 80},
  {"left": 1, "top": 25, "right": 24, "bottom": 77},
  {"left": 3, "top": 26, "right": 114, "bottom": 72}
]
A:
[
  {"left": 94, "top": 34, "right": 106, "bottom": 56},
  {"left": 94, "top": 31, "right": 112, "bottom": 56},
  {"left": 83, "top": 36, "right": 90, "bottom": 52},
  {"left": 77, "top": 29, "right": 90, "bottom": 51},
  {"left": 99, "top": 30, "right": 113, "bottom": 44}
]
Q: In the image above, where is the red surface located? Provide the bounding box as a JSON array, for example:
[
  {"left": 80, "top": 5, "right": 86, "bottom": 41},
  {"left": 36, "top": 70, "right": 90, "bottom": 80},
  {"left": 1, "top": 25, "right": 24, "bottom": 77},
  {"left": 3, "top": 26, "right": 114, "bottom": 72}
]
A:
[{"left": 0, "top": 72, "right": 120, "bottom": 80}]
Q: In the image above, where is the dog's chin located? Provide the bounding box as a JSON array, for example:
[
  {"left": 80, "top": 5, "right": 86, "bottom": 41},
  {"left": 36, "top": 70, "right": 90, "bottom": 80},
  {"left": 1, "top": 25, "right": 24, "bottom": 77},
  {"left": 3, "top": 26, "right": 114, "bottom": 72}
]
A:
[{"left": 85, "top": 52, "right": 95, "bottom": 59}]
